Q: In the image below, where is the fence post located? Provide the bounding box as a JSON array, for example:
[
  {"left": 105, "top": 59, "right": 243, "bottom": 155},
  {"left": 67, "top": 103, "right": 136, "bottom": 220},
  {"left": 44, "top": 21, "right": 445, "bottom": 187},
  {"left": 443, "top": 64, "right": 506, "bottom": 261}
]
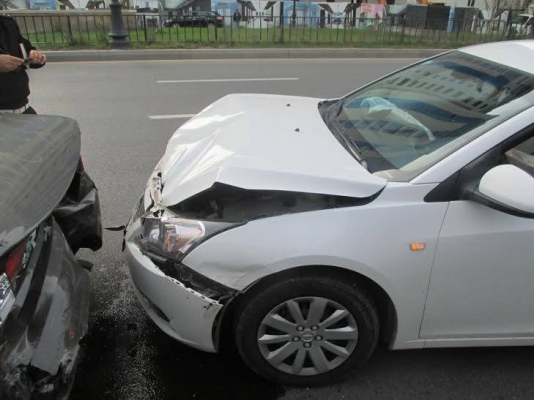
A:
[
  {"left": 279, "top": 2, "right": 284, "bottom": 43},
  {"left": 143, "top": 14, "right": 148, "bottom": 41},
  {"left": 289, "top": 16, "right": 292, "bottom": 42},
  {"left": 506, "top": 7, "right": 512, "bottom": 40},
  {"left": 67, "top": 16, "right": 73, "bottom": 44},
  {"left": 343, "top": 14, "right": 347, "bottom": 44}
]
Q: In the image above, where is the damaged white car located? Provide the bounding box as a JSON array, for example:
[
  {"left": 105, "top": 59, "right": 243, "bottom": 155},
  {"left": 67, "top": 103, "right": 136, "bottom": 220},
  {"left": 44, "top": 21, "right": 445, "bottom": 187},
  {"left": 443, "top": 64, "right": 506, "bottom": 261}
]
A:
[{"left": 125, "top": 40, "right": 534, "bottom": 386}]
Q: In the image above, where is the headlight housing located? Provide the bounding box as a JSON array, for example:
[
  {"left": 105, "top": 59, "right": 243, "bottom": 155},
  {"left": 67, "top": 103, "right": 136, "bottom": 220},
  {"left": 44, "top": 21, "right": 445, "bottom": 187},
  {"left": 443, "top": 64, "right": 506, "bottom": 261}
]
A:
[
  {"left": 137, "top": 215, "right": 238, "bottom": 300},
  {"left": 139, "top": 215, "right": 236, "bottom": 261}
]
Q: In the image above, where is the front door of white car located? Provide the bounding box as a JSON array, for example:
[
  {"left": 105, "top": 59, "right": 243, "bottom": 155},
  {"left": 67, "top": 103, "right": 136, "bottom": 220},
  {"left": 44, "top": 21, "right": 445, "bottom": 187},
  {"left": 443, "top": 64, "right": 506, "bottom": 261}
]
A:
[{"left": 421, "top": 130, "right": 534, "bottom": 342}]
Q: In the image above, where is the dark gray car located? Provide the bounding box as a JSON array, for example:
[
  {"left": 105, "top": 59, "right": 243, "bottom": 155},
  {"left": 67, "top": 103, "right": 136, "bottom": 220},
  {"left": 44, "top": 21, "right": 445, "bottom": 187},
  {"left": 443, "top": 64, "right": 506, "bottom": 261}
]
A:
[
  {"left": 164, "top": 11, "right": 224, "bottom": 27},
  {"left": 0, "top": 115, "right": 102, "bottom": 399}
]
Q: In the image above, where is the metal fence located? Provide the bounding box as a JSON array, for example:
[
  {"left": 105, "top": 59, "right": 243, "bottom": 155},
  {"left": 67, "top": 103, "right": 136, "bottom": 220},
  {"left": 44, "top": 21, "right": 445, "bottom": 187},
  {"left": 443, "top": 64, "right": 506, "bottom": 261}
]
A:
[{"left": 13, "top": 13, "right": 534, "bottom": 47}]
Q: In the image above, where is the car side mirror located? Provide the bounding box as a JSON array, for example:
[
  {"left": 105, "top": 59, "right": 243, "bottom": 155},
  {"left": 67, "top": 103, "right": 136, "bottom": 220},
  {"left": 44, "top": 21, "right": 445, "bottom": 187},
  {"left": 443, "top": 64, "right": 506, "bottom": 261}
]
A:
[{"left": 472, "top": 164, "right": 534, "bottom": 218}]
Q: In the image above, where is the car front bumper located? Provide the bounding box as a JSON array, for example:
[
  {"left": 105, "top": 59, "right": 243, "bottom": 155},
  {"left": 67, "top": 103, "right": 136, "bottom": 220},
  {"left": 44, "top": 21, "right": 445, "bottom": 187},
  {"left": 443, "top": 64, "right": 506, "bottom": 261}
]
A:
[{"left": 125, "top": 237, "right": 224, "bottom": 353}]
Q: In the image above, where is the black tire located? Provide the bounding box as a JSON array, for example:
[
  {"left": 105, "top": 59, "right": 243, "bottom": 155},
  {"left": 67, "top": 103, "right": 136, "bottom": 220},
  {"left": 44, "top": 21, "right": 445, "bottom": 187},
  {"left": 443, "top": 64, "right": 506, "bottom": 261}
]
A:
[
  {"left": 171, "top": 22, "right": 180, "bottom": 28},
  {"left": 235, "top": 274, "right": 380, "bottom": 386}
]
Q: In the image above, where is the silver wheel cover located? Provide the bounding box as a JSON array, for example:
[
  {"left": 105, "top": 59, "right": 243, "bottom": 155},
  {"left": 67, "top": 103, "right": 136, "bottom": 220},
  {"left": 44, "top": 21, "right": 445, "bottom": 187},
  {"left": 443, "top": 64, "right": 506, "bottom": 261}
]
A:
[{"left": 257, "top": 297, "right": 359, "bottom": 376}]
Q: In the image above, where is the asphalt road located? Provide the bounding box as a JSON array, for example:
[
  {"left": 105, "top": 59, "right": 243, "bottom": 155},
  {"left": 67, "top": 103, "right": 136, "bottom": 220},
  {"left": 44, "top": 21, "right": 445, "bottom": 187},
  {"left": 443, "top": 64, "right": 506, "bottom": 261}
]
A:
[{"left": 29, "top": 58, "right": 534, "bottom": 400}]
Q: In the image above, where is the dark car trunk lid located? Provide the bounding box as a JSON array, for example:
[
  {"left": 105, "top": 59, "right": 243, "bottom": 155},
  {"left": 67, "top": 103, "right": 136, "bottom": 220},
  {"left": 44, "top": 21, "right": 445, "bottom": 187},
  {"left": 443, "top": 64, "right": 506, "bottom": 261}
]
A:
[{"left": 0, "top": 115, "right": 80, "bottom": 257}]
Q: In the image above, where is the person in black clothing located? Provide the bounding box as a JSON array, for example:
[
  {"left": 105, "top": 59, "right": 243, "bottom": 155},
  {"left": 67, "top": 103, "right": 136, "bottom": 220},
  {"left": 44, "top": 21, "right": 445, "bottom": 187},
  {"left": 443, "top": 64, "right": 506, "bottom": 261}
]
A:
[
  {"left": 233, "top": 9, "right": 241, "bottom": 28},
  {"left": 0, "top": 14, "right": 46, "bottom": 114}
]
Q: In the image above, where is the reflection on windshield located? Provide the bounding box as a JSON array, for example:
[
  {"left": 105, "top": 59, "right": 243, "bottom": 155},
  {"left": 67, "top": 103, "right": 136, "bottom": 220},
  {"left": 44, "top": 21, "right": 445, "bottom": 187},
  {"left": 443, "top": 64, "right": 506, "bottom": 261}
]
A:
[{"left": 331, "top": 51, "right": 534, "bottom": 181}]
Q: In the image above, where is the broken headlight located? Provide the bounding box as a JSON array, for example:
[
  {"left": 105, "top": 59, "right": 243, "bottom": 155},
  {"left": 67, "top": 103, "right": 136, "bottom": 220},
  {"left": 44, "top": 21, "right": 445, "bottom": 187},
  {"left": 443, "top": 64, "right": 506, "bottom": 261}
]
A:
[{"left": 139, "top": 216, "right": 236, "bottom": 261}]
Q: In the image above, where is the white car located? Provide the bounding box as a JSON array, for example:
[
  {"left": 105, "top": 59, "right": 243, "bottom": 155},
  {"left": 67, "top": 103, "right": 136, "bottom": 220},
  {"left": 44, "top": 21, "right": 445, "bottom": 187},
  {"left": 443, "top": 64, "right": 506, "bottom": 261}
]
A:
[
  {"left": 509, "top": 14, "right": 533, "bottom": 36},
  {"left": 125, "top": 40, "right": 534, "bottom": 386}
]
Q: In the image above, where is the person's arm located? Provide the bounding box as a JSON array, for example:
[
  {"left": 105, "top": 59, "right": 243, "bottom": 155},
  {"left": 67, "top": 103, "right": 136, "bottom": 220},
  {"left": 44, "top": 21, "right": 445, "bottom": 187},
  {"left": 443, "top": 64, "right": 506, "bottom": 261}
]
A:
[
  {"left": 19, "top": 27, "right": 46, "bottom": 69},
  {"left": 0, "top": 53, "right": 24, "bottom": 73}
]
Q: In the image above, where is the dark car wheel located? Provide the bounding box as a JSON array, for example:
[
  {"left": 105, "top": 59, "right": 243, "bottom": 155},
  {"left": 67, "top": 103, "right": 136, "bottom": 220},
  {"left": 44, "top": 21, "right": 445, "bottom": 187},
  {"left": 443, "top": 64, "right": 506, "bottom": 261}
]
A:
[
  {"left": 171, "top": 22, "right": 180, "bottom": 27},
  {"left": 235, "top": 274, "right": 380, "bottom": 386}
]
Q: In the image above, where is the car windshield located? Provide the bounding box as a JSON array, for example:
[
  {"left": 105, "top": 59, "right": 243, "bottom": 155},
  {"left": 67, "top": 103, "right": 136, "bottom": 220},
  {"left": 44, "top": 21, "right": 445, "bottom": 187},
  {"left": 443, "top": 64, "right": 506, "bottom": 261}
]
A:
[
  {"left": 328, "top": 51, "right": 534, "bottom": 181},
  {"left": 511, "top": 15, "right": 529, "bottom": 24}
]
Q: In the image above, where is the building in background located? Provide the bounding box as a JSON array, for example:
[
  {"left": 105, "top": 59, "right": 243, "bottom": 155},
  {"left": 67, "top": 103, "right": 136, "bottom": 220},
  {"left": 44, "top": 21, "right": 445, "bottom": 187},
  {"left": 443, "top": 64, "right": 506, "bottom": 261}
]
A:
[
  {"left": 0, "top": 0, "right": 531, "bottom": 24},
  {"left": 283, "top": 1, "right": 318, "bottom": 26},
  {"left": 236, "top": 1, "right": 281, "bottom": 26},
  {"left": 29, "top": 0, "right": 56, "bottom": 8}
]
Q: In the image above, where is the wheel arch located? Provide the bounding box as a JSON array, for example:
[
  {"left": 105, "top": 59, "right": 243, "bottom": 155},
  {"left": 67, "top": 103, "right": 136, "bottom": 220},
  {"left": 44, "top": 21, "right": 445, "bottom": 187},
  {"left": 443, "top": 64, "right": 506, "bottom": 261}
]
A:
[{"left": 216, "top": 265, "right": 398, "bottom": 353}]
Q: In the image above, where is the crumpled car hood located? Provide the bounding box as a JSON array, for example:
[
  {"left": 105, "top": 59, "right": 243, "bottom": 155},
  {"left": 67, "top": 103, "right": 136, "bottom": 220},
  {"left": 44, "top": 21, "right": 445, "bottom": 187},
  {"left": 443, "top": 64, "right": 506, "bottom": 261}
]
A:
[
  {"left": 0, "top": 115, "right": 80, "bottom": 256},
  {"left": 159, "top": 94, "right": 386, "bottom": 206}
]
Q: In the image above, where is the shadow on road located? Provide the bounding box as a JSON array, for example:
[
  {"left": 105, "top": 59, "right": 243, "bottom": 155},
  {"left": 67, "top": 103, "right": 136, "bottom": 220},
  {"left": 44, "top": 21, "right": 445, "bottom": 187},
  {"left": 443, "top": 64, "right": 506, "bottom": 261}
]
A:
[
  {"left": 281, "top": 344, "right": 534, "bottom": 400},
  {"left": 71, "top": 305, "right": 283, "bottom": 400}
]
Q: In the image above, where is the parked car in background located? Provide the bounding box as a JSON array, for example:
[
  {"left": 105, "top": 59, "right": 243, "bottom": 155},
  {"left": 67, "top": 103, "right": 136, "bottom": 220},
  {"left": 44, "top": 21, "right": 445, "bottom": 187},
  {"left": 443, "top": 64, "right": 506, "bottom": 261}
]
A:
[
  {"left": 164, "top": 11, "right": 224, "bottom": 27},
  {"left": 124, "top": 41, "right": 534, "bottom": 386},
  {"left": 508, "top": 13, "right": 533, "bottom": 35},
  {"left": 0, "top": 115, "right": 102, "bottom": 399}
]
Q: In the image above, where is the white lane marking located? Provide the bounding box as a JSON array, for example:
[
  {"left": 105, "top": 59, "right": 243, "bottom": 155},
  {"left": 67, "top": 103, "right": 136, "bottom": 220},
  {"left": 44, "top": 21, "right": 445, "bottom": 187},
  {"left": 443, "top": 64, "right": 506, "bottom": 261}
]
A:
[
  {"left": 149, "top": 114, "right": 196, "bottom": 120},
  {"left": 156, "top": 77, "right": 299, "bottom": 83},
  {"left": 51, "top": 58, "right": 418, "bottom": 65}
]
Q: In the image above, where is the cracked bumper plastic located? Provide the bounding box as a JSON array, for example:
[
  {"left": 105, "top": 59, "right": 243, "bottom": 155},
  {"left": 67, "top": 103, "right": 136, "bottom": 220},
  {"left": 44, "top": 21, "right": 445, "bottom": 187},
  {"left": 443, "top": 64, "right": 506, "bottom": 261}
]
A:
[{"left": 125, "top": 241, "right": 223, "bottom": 353}]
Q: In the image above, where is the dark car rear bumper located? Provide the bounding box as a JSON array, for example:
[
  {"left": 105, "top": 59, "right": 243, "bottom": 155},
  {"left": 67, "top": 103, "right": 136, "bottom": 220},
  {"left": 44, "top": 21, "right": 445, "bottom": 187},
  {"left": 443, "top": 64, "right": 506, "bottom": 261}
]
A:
[
  {"left": 0, "top": 219, "right": 91, "bottom": 399},
  {"left": 54, "top": 166, "right": 103, "bottom": 254}
]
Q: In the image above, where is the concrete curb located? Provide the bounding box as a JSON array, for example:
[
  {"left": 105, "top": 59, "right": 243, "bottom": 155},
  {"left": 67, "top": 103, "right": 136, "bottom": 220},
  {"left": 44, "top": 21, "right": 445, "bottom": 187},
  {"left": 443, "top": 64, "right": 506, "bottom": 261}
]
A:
[{"left": 45, "top": 48, "right": 447, "bottom": 62}]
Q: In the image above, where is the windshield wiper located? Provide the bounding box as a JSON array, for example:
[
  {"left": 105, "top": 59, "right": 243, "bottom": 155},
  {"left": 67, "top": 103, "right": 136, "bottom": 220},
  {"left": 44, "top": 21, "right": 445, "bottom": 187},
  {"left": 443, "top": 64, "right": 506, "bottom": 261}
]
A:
[
  {"left": 331, "top": 119, "right": 368, "bottom": 170},
  {"left": 334, "top": 97, "right": 346, "bottom": 117}
]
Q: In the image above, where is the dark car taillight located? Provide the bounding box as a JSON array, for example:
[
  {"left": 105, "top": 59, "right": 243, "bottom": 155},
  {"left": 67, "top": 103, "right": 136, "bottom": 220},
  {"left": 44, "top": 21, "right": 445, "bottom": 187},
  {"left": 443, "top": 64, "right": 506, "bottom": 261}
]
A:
[
  {"left": 0, "top": 236, "right": 32, "bottom": 328},
  {"left": 2, "top": 231, "right": 35, "bottom": 293},
  {"left": 5, "top": 242, "right": 26, "bottom": 283},
  {"left": 216, "top": 16, "right": 222, "bottom": 21}
]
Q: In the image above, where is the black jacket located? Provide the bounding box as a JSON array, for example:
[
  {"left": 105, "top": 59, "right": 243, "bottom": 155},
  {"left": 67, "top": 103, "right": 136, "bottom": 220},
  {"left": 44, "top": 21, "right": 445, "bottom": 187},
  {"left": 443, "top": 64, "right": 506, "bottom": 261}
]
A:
[{"left": 0, "top": 15, "right": 44, "bottom": 109}]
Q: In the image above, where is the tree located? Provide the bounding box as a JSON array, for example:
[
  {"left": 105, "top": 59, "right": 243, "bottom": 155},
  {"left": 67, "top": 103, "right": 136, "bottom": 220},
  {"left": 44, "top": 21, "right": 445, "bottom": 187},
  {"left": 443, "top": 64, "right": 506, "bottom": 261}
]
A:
[{"left": 484, "top": 0, "right": 510, "bottom": 18}]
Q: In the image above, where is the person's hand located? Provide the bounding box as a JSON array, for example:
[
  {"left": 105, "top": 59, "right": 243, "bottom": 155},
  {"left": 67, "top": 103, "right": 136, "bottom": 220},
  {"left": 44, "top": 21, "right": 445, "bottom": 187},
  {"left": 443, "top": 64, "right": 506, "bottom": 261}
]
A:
[
  {"left": 0, "top": 54, "right": 24, "bottom": 73},
  {"left": 29, "top": 50, "right": 46, "bottom": 65}
]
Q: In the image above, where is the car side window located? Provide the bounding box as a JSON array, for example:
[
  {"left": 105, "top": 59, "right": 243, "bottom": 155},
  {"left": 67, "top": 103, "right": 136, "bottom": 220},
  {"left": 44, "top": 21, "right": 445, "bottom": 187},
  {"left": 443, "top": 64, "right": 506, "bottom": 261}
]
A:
[
  {"left": 425, "top": 126, "right": 534, "bottom": 203},
  {"left": 503, "top": 135, "right": 534, "bottom": 177}
]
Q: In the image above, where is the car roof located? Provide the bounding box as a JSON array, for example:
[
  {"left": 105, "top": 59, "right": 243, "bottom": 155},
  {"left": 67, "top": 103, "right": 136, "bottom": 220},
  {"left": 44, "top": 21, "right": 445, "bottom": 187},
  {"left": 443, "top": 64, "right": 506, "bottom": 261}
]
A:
[{"left": 459, "top": 40, "right": 534, "bottom": 74}]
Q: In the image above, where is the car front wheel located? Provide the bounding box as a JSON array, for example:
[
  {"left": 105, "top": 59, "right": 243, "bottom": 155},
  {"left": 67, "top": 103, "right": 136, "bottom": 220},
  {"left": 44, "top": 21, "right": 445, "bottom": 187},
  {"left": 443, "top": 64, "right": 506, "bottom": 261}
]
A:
[{"left": 234, "top": 274, "right": 380, "bottom": 386}]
